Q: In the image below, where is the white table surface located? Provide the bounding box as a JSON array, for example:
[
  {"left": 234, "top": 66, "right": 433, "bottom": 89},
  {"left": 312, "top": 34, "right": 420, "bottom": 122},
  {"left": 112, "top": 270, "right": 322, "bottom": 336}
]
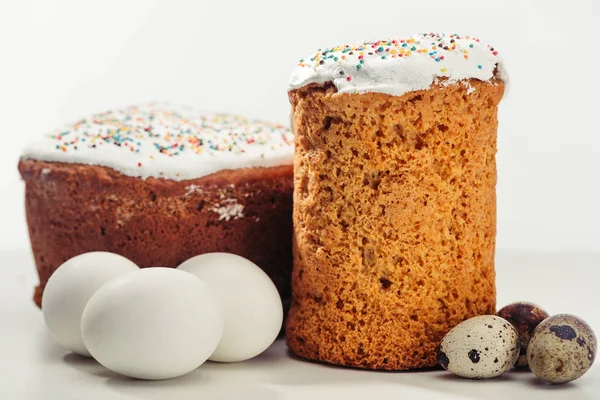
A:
[{"left": 1, "top": 249, "right": 598, "bottom": 400}]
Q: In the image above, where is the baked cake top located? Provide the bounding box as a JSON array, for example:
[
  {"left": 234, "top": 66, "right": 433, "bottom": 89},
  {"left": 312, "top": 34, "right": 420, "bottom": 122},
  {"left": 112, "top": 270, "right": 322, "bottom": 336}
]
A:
[
  {"left": 21, "top": 103, "right": 294, "bottom": 181},
  {"left": 289, "top": 33, "right": 506, "bottom": 96}
]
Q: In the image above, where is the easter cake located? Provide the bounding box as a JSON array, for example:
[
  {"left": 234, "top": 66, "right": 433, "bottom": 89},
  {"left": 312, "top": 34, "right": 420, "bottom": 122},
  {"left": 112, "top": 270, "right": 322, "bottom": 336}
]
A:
[
  {"left": 286, "top": 33, "right": 506, "bottom": 370},
  {"left": 19, "top": 103, "right": 294, "bottom": 308}
]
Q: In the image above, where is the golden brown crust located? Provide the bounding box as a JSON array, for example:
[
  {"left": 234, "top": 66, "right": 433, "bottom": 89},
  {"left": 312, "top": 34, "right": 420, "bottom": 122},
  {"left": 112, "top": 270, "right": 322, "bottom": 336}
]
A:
[
  {"left": 19, "top": 160, "right": 293, "bottom": 309},
  {"left": 286, "top": 79, "right": 504, "bottom": 370}
]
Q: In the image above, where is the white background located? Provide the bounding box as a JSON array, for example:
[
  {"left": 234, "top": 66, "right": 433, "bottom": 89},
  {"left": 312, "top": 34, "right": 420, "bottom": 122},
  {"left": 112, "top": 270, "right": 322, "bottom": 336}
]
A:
[
  {"left": 1, "top": 3, "right": 599, "bottom": 398},
  {"left": 1, "top": 0, "right": 599, "bottom": 253}
]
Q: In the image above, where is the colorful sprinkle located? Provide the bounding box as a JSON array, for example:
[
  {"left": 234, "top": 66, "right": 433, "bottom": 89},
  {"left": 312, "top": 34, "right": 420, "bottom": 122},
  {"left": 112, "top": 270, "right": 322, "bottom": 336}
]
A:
[
  {"left": 293, "top": 33, "right": 500, "bottom": 81},
  {"left": 35, "top": 104, "right": 293, "bottom": 172}
]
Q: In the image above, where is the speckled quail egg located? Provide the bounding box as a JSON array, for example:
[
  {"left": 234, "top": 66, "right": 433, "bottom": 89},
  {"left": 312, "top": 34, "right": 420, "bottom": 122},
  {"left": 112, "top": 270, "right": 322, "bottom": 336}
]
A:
[
  {"left": 497, "top": 302, "right": 549, "bottom": 368},
  {"left": 527, "top": 314, "right": 596, "bottom": 384},
  {"left": 438, "top": 315, "right": 520, "bottom": 379}
]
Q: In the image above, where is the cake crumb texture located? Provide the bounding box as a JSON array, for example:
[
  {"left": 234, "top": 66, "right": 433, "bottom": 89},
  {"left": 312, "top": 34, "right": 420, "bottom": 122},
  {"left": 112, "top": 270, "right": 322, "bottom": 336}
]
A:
[
  {"left": 18, "top": 161, "right": 293, "bottom": 310},
  {"left": 286, "top": 79, "right": 504, "bottom": 370}
]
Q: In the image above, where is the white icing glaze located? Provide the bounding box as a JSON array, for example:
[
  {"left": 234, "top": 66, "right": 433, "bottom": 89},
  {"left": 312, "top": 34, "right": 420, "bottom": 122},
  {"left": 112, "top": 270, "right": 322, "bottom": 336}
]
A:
[
  {"left": 21, "top": 103, "right": 294, "bottom": 181},
  {"left": 289, "top": 33, "right": 506, "bottom": 96}
]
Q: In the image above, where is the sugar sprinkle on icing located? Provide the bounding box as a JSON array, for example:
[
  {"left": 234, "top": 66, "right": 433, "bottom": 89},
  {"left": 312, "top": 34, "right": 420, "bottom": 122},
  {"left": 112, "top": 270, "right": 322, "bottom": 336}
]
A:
[
  {"left": 21, "top": 103, "right": 294, "bottom": 181},
  {"left": 289, "top": 33, "right": 506, "bottom": 96}
]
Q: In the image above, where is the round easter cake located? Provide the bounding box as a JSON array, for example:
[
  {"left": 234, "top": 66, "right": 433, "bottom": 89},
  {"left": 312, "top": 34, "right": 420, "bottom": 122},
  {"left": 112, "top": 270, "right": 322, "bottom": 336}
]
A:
[{"left": 19, "top": 103, "right": 294, "bottom": 309}]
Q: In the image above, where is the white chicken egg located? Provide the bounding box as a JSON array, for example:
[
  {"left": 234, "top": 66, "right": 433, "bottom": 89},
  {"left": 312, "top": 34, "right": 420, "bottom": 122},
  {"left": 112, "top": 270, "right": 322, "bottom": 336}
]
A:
[
  {"left": 81, "top": 268, "right": 223, "bottom": 380},
  {"left": 42, "top": 252, "right": 139, "bottom": 356},
  {"left": 178, "top": 253, "right": 283, "bottom": 362}
]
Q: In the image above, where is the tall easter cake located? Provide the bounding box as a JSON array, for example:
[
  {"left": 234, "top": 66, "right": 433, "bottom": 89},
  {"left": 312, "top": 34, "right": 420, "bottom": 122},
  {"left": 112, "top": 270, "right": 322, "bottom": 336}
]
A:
[
  {"left": 286, "top": 33, "right": 506, "bottom": 370},
  {"left": 19, "top": 104, "right": 294, "bottom": 308}
]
